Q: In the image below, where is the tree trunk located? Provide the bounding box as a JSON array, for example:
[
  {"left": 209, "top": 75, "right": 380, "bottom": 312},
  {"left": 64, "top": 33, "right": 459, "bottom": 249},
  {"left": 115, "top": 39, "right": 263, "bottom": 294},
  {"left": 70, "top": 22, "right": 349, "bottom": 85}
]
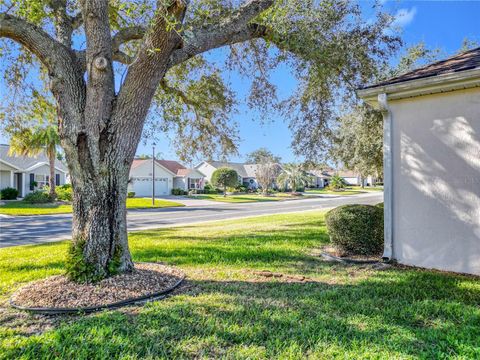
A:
[
  {"left": 64, "top": 137, "right": 134, "bottom": 282},
  {"left": 47, "top": 147, "right": 57, "bottom": 198}
]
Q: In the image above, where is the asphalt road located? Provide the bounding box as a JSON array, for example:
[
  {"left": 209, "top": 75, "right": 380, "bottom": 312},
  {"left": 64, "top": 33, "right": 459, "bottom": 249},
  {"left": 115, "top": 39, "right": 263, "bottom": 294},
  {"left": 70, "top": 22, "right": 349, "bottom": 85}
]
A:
[{"left": 0, "top": 193, "right": 383, "bottom": 248}]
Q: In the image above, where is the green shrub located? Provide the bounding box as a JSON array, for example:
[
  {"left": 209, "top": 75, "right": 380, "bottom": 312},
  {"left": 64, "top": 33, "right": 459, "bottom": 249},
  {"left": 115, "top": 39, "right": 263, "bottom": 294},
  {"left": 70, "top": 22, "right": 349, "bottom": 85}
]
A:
[
  {"left": 325, "top": 204, "right": 383, "bottom": 256},
  {"left": 172, "top": 188, "right": 187, "bottom": 196},
  {"left": 23, "top": 190, "right": 54, "bottom": 204},
  {"left": 204, "top": 183, "right": 220, "bottom": 194},
  {"left": 127, "top": 191, "right": 136, "bottom": 198},
  {"left": 56, "top": 185, "right": 73, "bottom": 201},
  {"left": 376, "top": 202, "right": 384, "bottom": 209},
  {"left": 0, "top": 187, "right": 19, "bottom": 200}
]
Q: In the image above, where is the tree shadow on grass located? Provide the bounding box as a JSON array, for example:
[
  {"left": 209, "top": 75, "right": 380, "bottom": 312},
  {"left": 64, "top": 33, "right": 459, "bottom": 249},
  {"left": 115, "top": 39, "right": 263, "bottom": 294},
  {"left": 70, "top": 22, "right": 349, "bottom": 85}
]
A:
[{"left": 2, "top": 269, "right": 478, "bottom": 359}]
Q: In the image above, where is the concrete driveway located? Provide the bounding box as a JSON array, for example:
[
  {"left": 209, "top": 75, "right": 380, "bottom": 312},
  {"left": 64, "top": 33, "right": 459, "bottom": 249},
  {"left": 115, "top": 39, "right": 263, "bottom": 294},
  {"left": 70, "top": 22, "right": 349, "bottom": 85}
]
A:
[{"left": 0, "top": 192, "right": 383, "bottom": 248}]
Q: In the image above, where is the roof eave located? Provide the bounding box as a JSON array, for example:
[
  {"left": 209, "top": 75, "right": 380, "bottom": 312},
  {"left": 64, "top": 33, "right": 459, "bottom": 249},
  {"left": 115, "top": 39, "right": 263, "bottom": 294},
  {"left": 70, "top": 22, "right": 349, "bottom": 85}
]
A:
[{"left": 357, "top": 68, "right": 480, "bottom": 108}]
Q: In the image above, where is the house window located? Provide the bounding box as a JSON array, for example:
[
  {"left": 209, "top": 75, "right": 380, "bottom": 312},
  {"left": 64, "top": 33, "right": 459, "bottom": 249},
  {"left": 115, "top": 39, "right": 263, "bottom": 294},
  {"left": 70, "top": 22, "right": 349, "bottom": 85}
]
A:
[
  {"left": 34, "top": 174, "right": 48, "bottom": 188},
  {"left": 29, "top": 173, "right": 35, "bottom": 190},
  {"left": 55, "top": 174, "right": 60, "bottom": 186},
  {"left": 188, "top": 178, "right": 200, "bottom": 189}
]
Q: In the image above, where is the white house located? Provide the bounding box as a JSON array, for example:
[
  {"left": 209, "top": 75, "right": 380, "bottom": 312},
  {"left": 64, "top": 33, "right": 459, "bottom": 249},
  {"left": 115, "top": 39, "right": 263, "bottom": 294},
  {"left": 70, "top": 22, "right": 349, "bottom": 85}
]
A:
[
  {"left": 0, "top": 144, "right": 68, "bottom": 198},
  {"left": 307, "top": 169, "right": 375, "bottom": 188},
  {"left": 358, "top": 47, "right": 480, "bottom": 276},
  {"left": 195, "top": 160, "right": 260, "bottom": 189},
  {"left": 128, "top": 159, "right": 205, "bottom": 197}
]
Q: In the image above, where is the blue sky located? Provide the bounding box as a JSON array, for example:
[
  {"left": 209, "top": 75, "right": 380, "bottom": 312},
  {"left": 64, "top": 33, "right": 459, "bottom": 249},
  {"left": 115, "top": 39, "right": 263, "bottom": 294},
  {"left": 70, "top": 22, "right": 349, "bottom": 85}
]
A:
[
  {"left": 1, "top": 1, "right": 479, "bottom": 165},
  {"left": 140, "top": 0, "right": 480, "bottom": 164}
]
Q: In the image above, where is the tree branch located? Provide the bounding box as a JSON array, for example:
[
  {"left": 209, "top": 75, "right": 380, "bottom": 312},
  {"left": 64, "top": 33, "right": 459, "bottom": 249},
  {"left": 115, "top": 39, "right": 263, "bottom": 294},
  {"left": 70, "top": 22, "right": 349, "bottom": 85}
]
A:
[
  {"left": 0, "top": 13, "right": 72, "bottom": 71},
  {"left": 112, "top": 26, "right": 146, "bottom": 51},
  {"left": 168, "top": 0, "right": 273, "bottom": 68},
  {"left": 71, "top": 12, "right": 83, "bottom": 30},
  {"left": 111, "top": 25, "right": 146, "bottom": 64}
]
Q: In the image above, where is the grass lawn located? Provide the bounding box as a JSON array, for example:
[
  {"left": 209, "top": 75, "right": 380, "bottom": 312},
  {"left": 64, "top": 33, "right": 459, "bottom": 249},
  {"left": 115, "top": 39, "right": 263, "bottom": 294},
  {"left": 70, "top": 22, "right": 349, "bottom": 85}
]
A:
[
  {"left": 305, "top": 186, "right": 383, "bottom": 196},
  {"left": 189, "top": 194, "right": 286, "bottom": 203},
  {"left": 1, "top": 212, "right": 479, "bottom": 359},
  {"left": 305, "top": 188, "right": 365, "bottom": 195},
  {"left": 0, "top": 198, "right": 183, "bottom": 216}
]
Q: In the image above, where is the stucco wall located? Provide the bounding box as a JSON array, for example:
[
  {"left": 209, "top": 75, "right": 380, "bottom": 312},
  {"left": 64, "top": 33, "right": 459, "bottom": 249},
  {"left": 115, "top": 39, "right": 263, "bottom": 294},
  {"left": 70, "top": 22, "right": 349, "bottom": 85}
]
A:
[
  {"left": 0, "top": 170, "right": 11, "bottom": 189},
  {"left": 173, "top": 177, "right": 186, "bottom": 191},
  {"left": 195, "top": 162, "right": 216, "bottom": 182},
  {"left": 389, "top": 87, "right": 480, "bottom": 275}
]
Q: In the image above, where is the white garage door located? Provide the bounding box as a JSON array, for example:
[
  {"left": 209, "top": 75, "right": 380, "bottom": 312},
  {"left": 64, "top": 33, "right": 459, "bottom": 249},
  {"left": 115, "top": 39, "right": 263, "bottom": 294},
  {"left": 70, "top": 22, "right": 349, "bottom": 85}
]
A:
[{"left": 131, "top": 177, "right": 169, "bottom": 197}]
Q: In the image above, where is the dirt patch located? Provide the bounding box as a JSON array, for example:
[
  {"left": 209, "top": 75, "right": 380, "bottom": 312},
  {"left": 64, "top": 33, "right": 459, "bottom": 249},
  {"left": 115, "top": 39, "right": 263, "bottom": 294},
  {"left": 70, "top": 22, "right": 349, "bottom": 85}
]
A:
[
  {"left": 11, "top": 263, "right": 184, "bottom": 310},
  {"left": 251, "top": 270, "right": 312, "bottom": 283}
]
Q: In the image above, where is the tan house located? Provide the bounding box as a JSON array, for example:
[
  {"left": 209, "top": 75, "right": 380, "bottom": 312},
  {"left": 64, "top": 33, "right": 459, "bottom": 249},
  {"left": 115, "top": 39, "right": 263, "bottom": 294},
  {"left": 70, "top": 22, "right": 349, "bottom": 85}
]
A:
[{"left": 358, "top": 47, "right": 480, "bottom": 276}]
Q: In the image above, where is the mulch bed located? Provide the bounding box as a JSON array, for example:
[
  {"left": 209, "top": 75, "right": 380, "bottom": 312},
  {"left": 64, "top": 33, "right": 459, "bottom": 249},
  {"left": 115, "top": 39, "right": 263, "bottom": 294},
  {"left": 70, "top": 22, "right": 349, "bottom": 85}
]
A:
[{"left": 10, "top": 263, "right": 184, "bottom": 310}]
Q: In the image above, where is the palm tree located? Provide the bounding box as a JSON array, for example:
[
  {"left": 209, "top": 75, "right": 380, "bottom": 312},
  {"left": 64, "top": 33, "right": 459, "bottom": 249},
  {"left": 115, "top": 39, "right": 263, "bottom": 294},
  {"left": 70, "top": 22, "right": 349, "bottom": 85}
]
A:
[
  {"left": 277, "top": 163, "right": 312, "bottom": 193},
  {"left": 330, "top": 174, "right": 347, "bottom": 191},
  {"left": 9, "top": 125, "right": 60, "bottom": 198}
]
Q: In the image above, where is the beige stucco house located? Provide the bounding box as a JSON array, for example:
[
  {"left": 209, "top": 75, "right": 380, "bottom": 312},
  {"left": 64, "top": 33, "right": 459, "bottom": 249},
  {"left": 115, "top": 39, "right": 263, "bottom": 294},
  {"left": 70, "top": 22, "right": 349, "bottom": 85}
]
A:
[{"left": 358, "top": 47, "right": 480, "bottom": 276}]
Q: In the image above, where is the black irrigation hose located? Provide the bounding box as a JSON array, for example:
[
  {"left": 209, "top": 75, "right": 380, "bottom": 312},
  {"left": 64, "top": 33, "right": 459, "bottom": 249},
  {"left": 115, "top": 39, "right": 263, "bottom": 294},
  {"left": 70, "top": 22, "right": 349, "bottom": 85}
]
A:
[
  {"left": 10, "top": 269, "right": 185, "bottom": 316},
  {"left": 321, "top": 252, "right": 380, "bottom": 265}
]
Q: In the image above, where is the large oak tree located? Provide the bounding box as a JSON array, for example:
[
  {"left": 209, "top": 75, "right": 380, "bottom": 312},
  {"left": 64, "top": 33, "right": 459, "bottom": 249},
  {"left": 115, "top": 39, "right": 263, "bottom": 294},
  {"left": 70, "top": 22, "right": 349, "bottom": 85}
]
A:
[{"left": 0, "top": 0, "right": 399, "bottom": 281}]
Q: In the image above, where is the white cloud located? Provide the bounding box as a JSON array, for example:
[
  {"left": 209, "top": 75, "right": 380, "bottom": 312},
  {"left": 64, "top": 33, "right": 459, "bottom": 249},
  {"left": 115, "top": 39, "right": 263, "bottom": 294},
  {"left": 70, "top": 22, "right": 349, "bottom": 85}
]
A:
[{"left": 391, "top": 7, "right": 417, "bottom": 28}]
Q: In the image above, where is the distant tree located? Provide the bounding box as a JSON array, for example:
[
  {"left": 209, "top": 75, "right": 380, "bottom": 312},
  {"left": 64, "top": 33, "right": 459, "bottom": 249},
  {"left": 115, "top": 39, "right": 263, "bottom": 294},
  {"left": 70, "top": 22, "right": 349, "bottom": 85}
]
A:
[
  {"left": 277, "top": 163, "right": 311, "bottom": 193},
  {"left": 9, "top": 125, "right": 60, "bottom": 197},
  {"left": 245, "top": 148, "right": 281, "bottom": 164},
  {"left": 330, "top": 43, "right": 445, "bottom": 186},
  {"left": 256, "top": 162, "right": 281, "bottom": 195},
  {"left": 6, "top": 92, "right": 60, "bottom": 197},
  {"left": 458, "top": 38, "right": 480, "bottom": 53},
  {"left": 211, "top": 168, "right": 239, "bottom": 197},
  {"left": 330, "top": 105, "right": 383, "bottom": 188}
]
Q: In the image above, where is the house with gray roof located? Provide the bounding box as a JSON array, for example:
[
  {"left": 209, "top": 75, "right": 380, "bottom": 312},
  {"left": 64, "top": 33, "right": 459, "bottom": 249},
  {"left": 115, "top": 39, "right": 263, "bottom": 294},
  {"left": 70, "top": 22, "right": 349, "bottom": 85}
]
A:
[
  {"left": 195, "top": 160, "right": 263, "bottom": 189},
  {"left": 0, "top": 144, "right": 68, "bottom": 198}
]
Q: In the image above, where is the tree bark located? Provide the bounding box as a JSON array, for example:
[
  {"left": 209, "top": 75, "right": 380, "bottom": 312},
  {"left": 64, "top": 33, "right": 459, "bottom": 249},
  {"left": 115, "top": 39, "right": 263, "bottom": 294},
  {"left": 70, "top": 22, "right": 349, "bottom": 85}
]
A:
[
  {"left": 66, "top": 136, "right": 133, "bottom": 281},
  {"left": 47, "top": 147, "right": 57, "bottom": 198}
]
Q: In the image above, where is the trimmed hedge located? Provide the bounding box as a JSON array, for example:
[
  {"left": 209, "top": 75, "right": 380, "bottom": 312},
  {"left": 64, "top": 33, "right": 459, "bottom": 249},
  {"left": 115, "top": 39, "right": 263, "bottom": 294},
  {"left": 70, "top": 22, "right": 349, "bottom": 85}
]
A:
[
  {"left": 0, "top": 187, "right": 18, "bottom": 200},
  {"left": 325, "top": 204, "right": 383, "bottom": 256}
]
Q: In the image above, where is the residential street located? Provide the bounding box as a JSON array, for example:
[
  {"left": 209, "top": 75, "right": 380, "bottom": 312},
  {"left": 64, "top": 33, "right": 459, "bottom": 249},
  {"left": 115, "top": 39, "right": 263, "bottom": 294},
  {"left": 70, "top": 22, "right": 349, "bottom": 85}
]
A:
[{"left": 0, "top": 193, "right": 382, "bottom": 248}]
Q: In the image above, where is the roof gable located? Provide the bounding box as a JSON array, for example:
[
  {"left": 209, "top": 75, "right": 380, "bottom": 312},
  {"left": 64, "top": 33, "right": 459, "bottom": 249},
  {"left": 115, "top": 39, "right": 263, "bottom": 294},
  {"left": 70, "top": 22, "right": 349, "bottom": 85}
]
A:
[{"left": 0, "top": 144, "right": 68, "bottom": 172}]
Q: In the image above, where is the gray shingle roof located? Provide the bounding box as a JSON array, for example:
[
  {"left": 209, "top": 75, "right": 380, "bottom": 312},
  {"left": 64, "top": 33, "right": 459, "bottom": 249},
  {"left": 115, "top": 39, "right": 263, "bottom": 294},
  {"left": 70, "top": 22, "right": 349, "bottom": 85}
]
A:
[
  {"left": 362, "top": 47, "right": 480, "bottom": 89},
  {"left": 0, "top": 144, "right": 68, "bottom": 172},
  {"left": 207, "top": 161, "right": 250, "bottom": 178}
]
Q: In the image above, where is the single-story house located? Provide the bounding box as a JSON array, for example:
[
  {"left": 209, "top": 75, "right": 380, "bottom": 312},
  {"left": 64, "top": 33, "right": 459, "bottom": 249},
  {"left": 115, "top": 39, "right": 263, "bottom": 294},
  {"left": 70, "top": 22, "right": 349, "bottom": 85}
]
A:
[
  {"left": 0, "top": 144, "right": 68, "bottom": 198},
  {"left": 307, "top": 169, "right": 331, "bottom": 188},
  {"left": 307, "top": 169, "right": 375, "bottom": 188},
  {"left": 128, "top": 159, "right": 205, "bottom": 197},
  {"left": 195, "top": 160, "right": 260, "bottom": 189},
  {"left": 358, "top": 47, "right": 480, "bottom": 276}
]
